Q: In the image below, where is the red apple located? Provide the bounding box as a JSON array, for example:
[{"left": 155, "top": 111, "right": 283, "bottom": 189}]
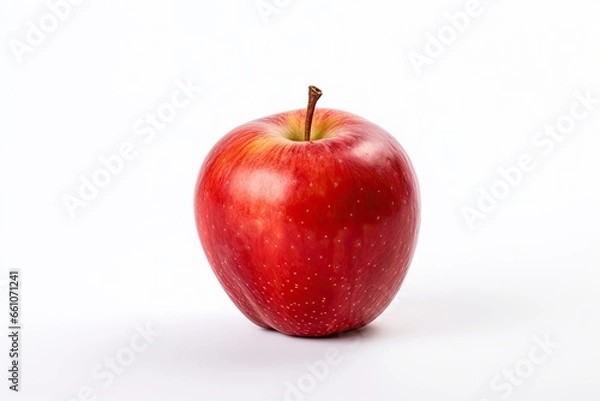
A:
[{"left": 194, "top": 86, "right": 420, "bottom": 337}]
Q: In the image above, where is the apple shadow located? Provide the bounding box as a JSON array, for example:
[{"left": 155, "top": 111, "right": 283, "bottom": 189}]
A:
[
  {"left": 63, "top": 289, "right": 543, "bottom": 401},
  {"left": 373, "top": 287, "right": 543, "bottom": 339},
  {"left": 147, "top": 289, "right": 537, "bottom": 374},
  {"left": 147, "top": 315, "right": 379, "bottom": 370}
]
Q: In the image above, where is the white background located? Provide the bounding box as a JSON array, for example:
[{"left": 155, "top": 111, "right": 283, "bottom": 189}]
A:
[{"left": 1, "top": 0, "right": 599, "bottom": 400}]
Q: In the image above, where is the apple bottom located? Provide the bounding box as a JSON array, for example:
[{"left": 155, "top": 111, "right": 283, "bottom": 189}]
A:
[{"left": 199, "top": 199, "right": 418, "bottom": 337}]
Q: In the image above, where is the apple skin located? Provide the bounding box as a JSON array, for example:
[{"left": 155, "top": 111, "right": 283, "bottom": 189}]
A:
[{"left": 194, "top": 108, "right": 420, "bottom": 337}]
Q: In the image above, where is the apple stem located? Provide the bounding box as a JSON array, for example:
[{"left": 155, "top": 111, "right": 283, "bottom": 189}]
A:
[{"left": 304, "top": 85, "right": 323, "bottom": 141}]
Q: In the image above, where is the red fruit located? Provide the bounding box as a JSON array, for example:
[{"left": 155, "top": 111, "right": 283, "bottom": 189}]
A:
[{"left": 194, "top": 86, "right": 420, "bottom": 337}]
